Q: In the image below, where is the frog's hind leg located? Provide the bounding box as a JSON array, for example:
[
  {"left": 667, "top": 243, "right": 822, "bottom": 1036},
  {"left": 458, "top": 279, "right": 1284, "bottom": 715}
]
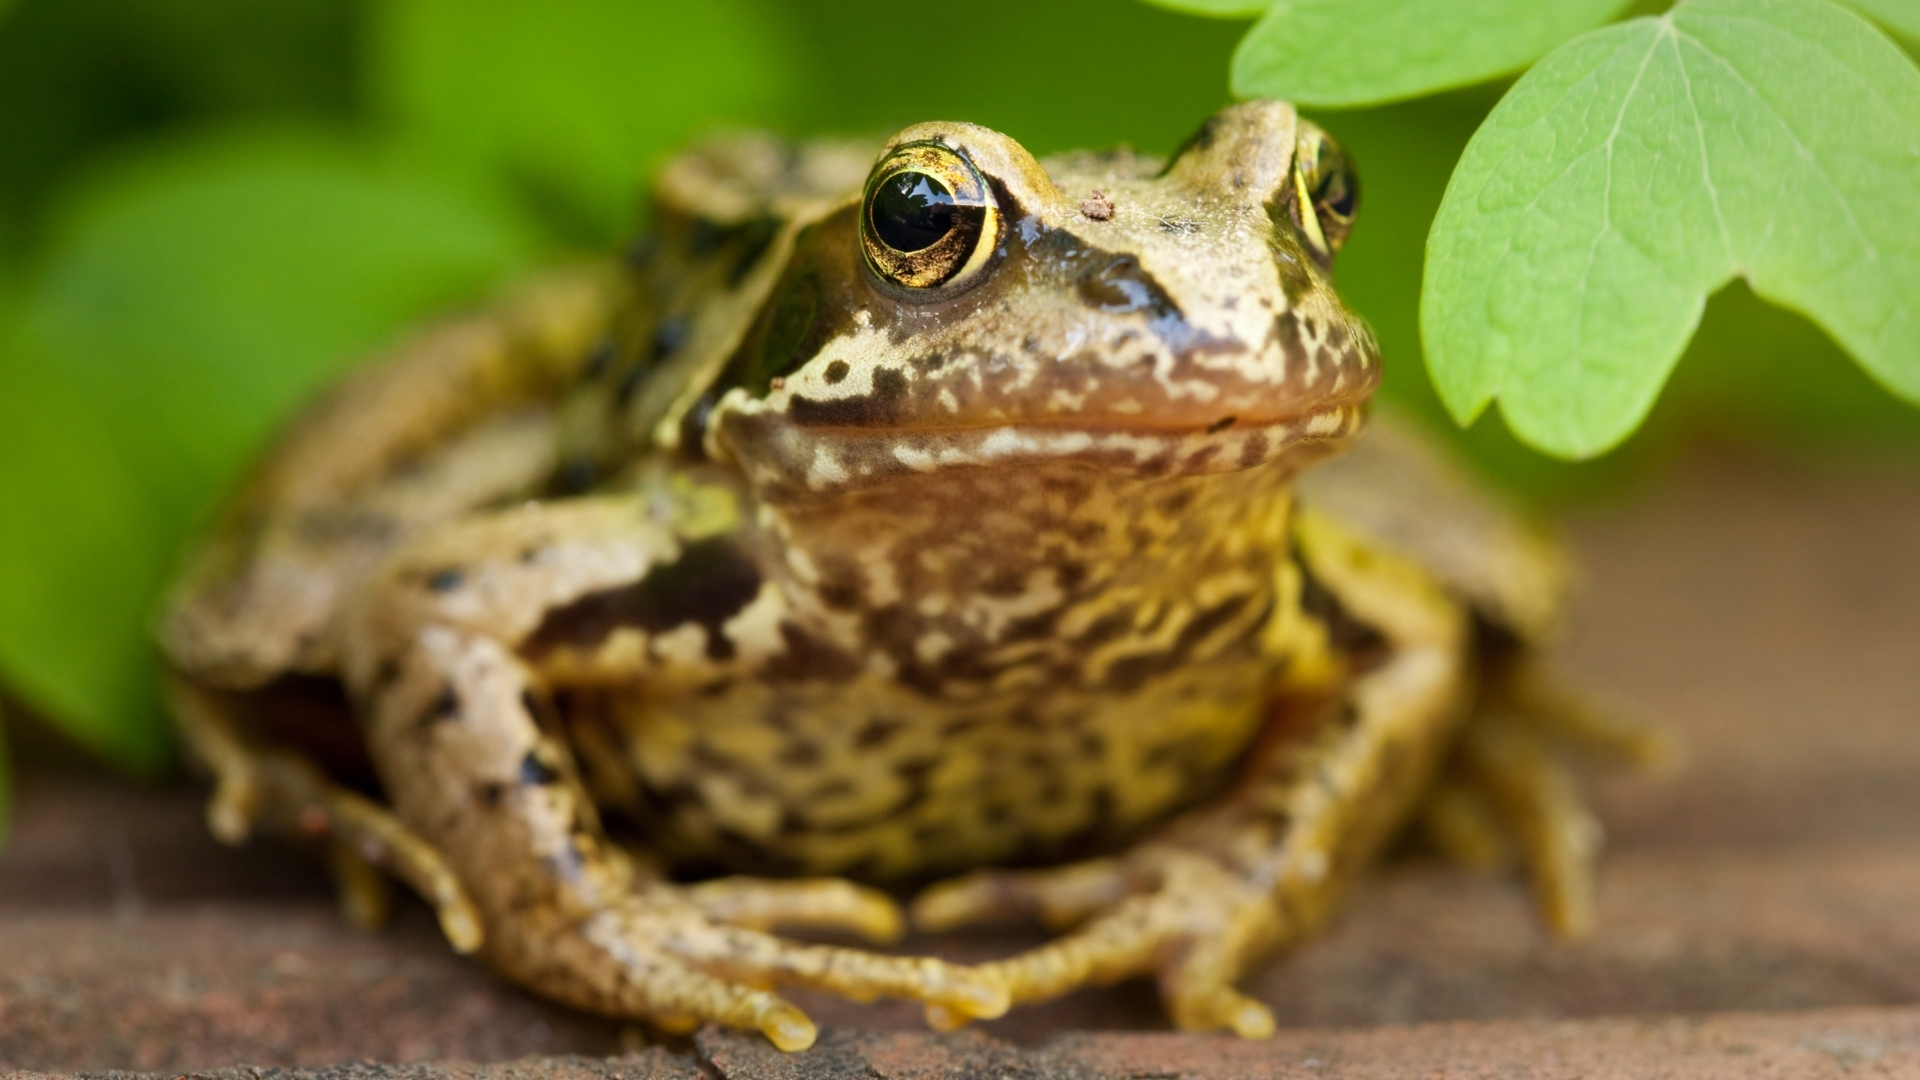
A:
[
  {"left": 1423, "top": 662, "right": 1678, "bottom": 938},
  {"left": 167, "top": 674, "right": 483, "bottom": 950},
  {"left": 912, "top": 509, "right": 1472, "bottom": 1036}
]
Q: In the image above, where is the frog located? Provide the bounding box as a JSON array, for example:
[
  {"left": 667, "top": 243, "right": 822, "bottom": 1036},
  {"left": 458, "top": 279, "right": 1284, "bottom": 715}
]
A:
[{"left": 159, "top": 100, "right": 1666, "bottom": 1052}]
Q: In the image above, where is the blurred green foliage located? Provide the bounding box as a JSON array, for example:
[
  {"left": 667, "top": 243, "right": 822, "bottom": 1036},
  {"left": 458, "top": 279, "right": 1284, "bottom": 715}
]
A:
[{"left": 0, "top": 0, "right": 1915, "bottom": 787}]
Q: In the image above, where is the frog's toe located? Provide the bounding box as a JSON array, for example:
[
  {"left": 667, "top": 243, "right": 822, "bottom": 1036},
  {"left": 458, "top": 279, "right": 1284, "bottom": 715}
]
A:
[
  {"left": 1454, "top": 713, "right": 1603, "bottom": 939},
  {"left": 631, "top": 894, "right": 1009, "bottom": 1021},
  {"left": 911, "top": 857, "right": 1129, "bottom": 933},
  {"left": 931, "top": 852, "right": 1279, "bottom": 1036},
  {"left": 682, "top": 876, "right": 905, "bottom": 944}
]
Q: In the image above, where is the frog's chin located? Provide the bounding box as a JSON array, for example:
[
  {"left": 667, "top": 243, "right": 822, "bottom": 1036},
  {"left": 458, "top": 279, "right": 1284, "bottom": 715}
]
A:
[{"left": 725, "top": 402, "right": 1365, "bottom": 499}]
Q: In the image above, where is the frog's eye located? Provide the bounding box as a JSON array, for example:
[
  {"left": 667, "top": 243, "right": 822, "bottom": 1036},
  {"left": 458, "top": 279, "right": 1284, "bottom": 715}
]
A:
[
  {"left": 860, "top": 142, "right": 1000, "bottom": 294},
  {"left": 1288, "top": 123, "right": 1359, "bottom": 266}
]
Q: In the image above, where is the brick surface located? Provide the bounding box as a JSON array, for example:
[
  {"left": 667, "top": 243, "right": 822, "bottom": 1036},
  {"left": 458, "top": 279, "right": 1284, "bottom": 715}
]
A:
[{"left": 4, "top": 449, "right": 1920, "bottom": 1077}]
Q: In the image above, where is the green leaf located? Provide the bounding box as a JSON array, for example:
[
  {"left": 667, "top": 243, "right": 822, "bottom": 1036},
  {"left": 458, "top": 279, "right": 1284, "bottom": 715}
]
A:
[
  {"left": 0, "top": 312, "right": 172, "bottom": 770},
  {"left": 368, "top": 0, "right": 802, "bottom": 242},
  {"left": 1422, "top": 0, "right": 1920, "bottom": 458},
  {"left": 4, "top": 127, "right": 535, "bottom": 766},
  {"left": 1141, "top": 0, "right": 1270, "bottom": 17},
  {"left": 1233, "top": 0, "right": 1632, "bottom": 108},
  {"left": 1845, "top": 0, "right": 1920, "bottom": 41}
]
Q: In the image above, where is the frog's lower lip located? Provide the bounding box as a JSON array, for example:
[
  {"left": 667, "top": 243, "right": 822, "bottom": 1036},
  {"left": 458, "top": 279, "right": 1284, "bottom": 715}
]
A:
[{"left": 734, "top": 404, "right": 1365, "bottom": 494}]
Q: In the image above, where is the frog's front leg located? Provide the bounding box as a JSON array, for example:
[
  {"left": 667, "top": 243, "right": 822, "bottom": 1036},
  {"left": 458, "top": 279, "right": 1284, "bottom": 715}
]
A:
[
  {"left": 341, "top": 496, "right": 1007, "bottom": 1050},
  {"left": 913, "top": 510, "right": 1470, "bottom": 1036}
]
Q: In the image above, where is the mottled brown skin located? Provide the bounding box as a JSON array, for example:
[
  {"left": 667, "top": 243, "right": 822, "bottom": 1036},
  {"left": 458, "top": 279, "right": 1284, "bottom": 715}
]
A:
[{"left": 160, "top": 102, "right": 1660, "bottom": 1051}]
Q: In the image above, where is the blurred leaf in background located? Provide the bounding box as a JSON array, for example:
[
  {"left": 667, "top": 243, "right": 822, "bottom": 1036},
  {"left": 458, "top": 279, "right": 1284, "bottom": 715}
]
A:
[
  {"left": 367, "top": 0, "right": 803, "bottom": 243},
  {"left": 4, "top": 130, "right": 536, "bottom": 772}
]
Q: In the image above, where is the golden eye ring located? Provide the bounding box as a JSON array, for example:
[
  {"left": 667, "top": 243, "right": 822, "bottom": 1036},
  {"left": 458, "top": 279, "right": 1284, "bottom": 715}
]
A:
[
  {"left": 860, "top": 141, "right": 1001, "bottom": 294},
  {"left": 1289, "top": 123, "right": 1359, "bottom": 265}
]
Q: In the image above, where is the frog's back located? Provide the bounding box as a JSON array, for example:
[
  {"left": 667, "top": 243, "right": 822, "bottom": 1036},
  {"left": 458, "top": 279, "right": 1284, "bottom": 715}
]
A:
[{"left": 159, "top": 134, "right": 874, "bottom": 691}]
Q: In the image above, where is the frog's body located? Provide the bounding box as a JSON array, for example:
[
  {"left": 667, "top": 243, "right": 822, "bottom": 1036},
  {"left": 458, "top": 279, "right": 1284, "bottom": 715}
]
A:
[{"left": 160, "top": 103, "right": 1656, "bottom": 1051}]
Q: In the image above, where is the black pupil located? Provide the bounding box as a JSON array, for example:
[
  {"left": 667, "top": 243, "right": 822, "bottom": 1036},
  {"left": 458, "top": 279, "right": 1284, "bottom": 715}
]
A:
[{"left": 872, "top": 171, "right": 961, "bottom": 253}]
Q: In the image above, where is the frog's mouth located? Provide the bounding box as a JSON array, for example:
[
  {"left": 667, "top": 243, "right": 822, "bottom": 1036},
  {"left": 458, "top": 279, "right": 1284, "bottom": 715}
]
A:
[{"left": 720, "top": 400, "right": 1367, "bottom": 497}]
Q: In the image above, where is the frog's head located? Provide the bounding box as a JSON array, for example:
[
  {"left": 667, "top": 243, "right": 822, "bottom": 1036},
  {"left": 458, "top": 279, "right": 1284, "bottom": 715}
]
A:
[{"left": 677, "top": 100, "right": 1375, "bottom": 498}]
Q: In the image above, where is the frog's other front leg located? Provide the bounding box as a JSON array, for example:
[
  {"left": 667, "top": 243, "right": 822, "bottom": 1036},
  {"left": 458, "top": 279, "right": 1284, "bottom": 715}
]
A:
[
  {"left": 913, "top": 510, "right": 1470, "bottom": 1036},
  {"left": 168, "top": 673, "right": 483, "bottom": 948},
  {"left": 342, "top": 497, "right": 1006, "bottom": 1050},
  {"left": 1420, "top": 660, "right": 1678, "bottom": 938}
]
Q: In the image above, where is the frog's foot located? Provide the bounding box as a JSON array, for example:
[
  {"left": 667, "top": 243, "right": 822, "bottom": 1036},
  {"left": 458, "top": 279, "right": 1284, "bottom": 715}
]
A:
[
  {"left": 1420, "top": 663, "right": 1679, "bottom": 938},
  {"left": 914, "top": 848, "right": 1282, "bottom": 1037},
  {"left": 491, "top": 884, "right": 1007, "bottom": 1052},
  {"left": 168, "top": 674, "right": 484, "bottom": 950},
  {"left": 911, "top": 508, "right": 1475, "bottom": 1037}
]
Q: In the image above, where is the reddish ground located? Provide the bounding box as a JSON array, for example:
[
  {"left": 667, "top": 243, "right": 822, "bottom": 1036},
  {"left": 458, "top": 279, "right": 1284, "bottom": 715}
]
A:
[{"left": 4, "top": 448, "right": 1919, "bottom": 1077}]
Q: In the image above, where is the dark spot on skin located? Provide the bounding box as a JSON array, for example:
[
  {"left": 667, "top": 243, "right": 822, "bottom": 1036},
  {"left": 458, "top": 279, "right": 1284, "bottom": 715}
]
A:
[
  {"left": 426, "top": 568, "right": 465, "bottom": 593},
  {"left": 1207, "top": 415, "right": 1237, "bottom": 434},
  {"left": 614, "top": 317, "right": 690, "bottom": 406},
  {"left": 369, "top": 658, "right": 401, "bottom": 698},
  {"left": 676, "top": 391, "right": 718, "bottom": 456},
  {"left": 520, "top": 750, "right": 562, "bottom": 786},
  {"left": 891, "top": 758, "right": 937, "bottom": 815},
  {"left": 423, "top": 687, "right": 460, "bottom": 726},
  {"left": 1239, "top": 431, "right": 1272, "bottom": 470},
  {"left": 810, "top": 778, "right": 854, "bottom": 800},
  {"left": 477, "top": 783, "right": 506, "bottom": 807},
  {"left": 625, "top": 234, "right": 660, "bottom": 270},
  {"left": 981, "top": 567, "right": 1028, "bottom": 598},
  {"left": 779, "top": 739, "right": 822, "bottom": 767},
  {"left": 854, "top": 717, "right": 903, "bottom": 749},
  {"left": 581, "top": 338, "right": 616, "bottom": 381},
  {"left": 824, "top": 359, "right": 850, "bottom": 384},
  {"left": 788, "top": 365, "right": 909, "bottom": 427},
  {"left": 1056, "top": 560, "right": 1090, "bottom": 593},
  {"left": 615, "top": 362, "right": 649, "bottom": 405},
  {"left": 522, "top": 538, "right": 762, "bottom": 660},
  {"left": 1160, "top": 490, "right": 1196, "bottom": 516},
  {"left": 1103, "top": 653, "right": 1164, "bottom": 695},
  {"left": 1273, "top": 310, "right": 1310, "bottom": 374},
  {"left": 1001, "top": 607, "right": 1062, "bottom": 644},
  {"left": 653, "top": 316, "right": 690, "bottom": 360},
  {"left": 761, "top": 621, "right": 864, "bottom": 682},
  {"left": 1296, "top": 554, "right": 1389, "bottom": 662},
  {"left": 551, "top": 457, "right": 600, "bottom": 496},
  {"left": 1075, "top": 610, "right": 1133, "bottom": 648},
  {"left": 817, "top": 568, "right": 862, "bottom": 611},
  {"left": 1175, "top": 593, "right": 1256, "bottom": 653}
]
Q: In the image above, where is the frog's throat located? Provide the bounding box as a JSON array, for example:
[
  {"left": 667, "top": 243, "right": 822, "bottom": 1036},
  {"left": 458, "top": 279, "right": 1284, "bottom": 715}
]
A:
[{"left": 723, "top": 402, "right": 1364, "bottom": 501}]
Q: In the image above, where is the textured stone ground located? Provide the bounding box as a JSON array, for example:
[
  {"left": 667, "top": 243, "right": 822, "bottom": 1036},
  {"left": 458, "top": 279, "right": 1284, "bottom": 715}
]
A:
[{"left": 4, "top": 448, "right": 1920, "bottom": 1077}]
